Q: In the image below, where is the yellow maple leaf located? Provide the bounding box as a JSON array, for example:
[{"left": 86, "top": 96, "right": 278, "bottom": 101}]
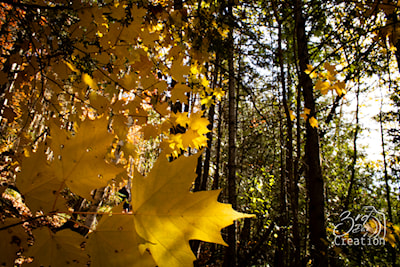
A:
[
  {"left": 201, "top": 76, "right": 209, "bottom": 88},
  {"left": 49, "top": 118, "right": 123, "bottom": 199},
  {"left": 289, "top": 110, "right": 295, "bottom": 121},
  {"left": 112, "top": 114, "right": 129, "bottom": 139},
  {"left": 17, "top": 118, "right": 123, "bottom": 212},
  {"left": 27, "top": 228, "right": 89, "bottom": 266},
  {"left": 170, "top": 56, "right": 191, "bottom": 83},
  {"left": 213, "top": 86, "right": 225, "bottom": 101},
  {"left": 154, "top": 102, "right": 170, "bottom": 117},
  {"left": 315, "top": 80, "right": 331, "bottom": 95},
  {"left": 132, "top": 153, "right": 255, "bottom": 266},
  {"left": 305, "top": 64, "right": 317, "bottom": 79},
  {"left": 190, "top": 64, "right": 200, "bottom": 75},
  {"left": 324, "top": 62, "right": 337, "bottom": 77},
  {"left": 89, "top": 92, "right": 109, "bottom": 114},
  {"left": 86, "top": 205, "right": 156, "bottom": 266},
  {"left": 188, "top": 111, "right": 210, "bottom": 135},
  {"left": 309, "top": 116, "right": 318, "bottom": 128},
  {"left": 141, "top": 124, "right": 160, "bottom": 140},
  {"left": 173, "top": 111, "right": 190, "bottom": 127},
  {"left": 63, "top": 60, "right": 80, "bottom": 74},
  {"left": 364, "top": 219, "right": 400, "bottom": 247},
  {"left": 167, "top": 111, "right": 210, "bottom": 155},
  {"left": 333, "top": 81, "right": 346, "bottom": 96},
  {"left": 171, "top": 83, "right": 190, "bottom": 103},
  {"left": 300, "top": 108, "right": 310, "bottom": 120},
  {"left": 200, "top": 95, "right": 214, "bottom": 108},
  {"left": 16, "top": 144, "right": 67, "bottom": 213}
]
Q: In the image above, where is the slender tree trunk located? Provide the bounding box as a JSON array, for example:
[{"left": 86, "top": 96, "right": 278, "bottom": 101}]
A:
[
  {"left": 274, "top": 14, "right": 301, "bottom": 266},
  {"left": 223, "top": 0, "right": 237, "bottom": 265},
  {"left": 275, "top": 111, "right": 288, "bottom": 266},
  {"left": 213, "top": 100, "right": 223, "bottom": 190},
  {"left": 383, "top": 55, "right": 397, "bottom": 266},
  {"left": 380, "top": 106, "right": 397, "bottom": 267},
  {"left": 294, "top": 1, "right": 328, "bottom": 266},
  {"left": 380, "top": 84, "right": 393, "bottom": 224},
  {"left": 344, "top": 81, "right": 360, "bottom": 210},
  {"left": 380, "top": 98, "right": 393, "bottom": 222},
  {"left": 200, "top": 58, "right": 219, "bottom": 191},
  {"left": 292, "top": 24, "right": 304, "bottom": 264}
]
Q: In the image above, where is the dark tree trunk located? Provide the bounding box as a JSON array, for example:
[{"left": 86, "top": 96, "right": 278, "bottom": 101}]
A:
[
  {"left": 275, "top": 115, "right": 288, "bottom": 266},
  {"left": 276, "top": 17, "right": 300, "bottom": 266},
  {"left": 294, "top": 1, "right": 328, "bottom": 266},
  {"left": 200, "top": 57, "right": 219, "bottom": 191},
  {"left": 223, "top": 0, "right": 237, "bottom": 265}
]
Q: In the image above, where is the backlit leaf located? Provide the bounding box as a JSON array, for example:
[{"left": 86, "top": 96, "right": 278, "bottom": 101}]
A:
[
  {"left": 28, "top": 228, "right": 88, "bottom": 266},
  {"left": 315, "top": 80, "right": 330, "bottom": 95},
  {"left": 305, "top": 64, "right": 317, "bottom": 79},
  {"left": 82, "top": 73, "right": 99, "bottom": 90},
  {"left": 171, "top": 83, "right": 190, "bottom": 103},
  {"left": 17, "top": 144, "right": 67, "bottom": 213},
  {"left": 309, "top": 116, "right": 318, "bottom": 128},
  {"left": 132, "top": 153, "right": 254, "bottom": 267},
  {"left": 86, "top": 206, "right": 156, "bottom": 267},
  {"left": 49, "top": 118, "right": 123, "bottom": 200}
]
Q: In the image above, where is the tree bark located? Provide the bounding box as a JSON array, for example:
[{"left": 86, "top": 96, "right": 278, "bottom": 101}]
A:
[
  {"left": 344, "top": 80, "right": 360, "bottom": 210},
  {"left": 294, "top": 1, "right": 328, "bottom": 266},
  {"left": 223, "top": 0, "right": 237, "bottom": 265},
  {"left": 200, "top": 57, "right": 219, "bottom": 191},
  {"left": 212, "top": 99, "right": 223, "bottom": 190}
]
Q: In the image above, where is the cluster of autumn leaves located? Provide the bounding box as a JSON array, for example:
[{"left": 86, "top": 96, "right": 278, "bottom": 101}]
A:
[
  {"left": 0, "top": 0, "right": 351, "bottom": 266},
  {"left": 0, "top": 1, "right": 253, "bottom": 266}
]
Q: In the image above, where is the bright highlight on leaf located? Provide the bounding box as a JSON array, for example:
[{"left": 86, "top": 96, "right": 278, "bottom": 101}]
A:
[
  {"left": 82, "top": 73, "right": 99, "bottom": 90},
  {"left": 63, "top": 60, "right": 79, "bottom": 73}
]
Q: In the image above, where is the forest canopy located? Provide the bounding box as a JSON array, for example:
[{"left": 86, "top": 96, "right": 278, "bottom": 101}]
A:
[{"left": 0, "top": 0, "right": 400, "bottom": 266}]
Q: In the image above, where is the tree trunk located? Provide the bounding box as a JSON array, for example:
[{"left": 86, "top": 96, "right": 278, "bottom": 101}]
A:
[
  {"left": 274, "top": 112, "right": 288, "bottom": 266},
  {"left": 344, "top": 80, "right": 360, "bottom": 210},
  {"left": 275, "top": 13, "right": 301, "bottom": 266},
  {"left": 294, "top": 1, "right": 328, "bottom": 266},
  {"left": 200, "top": 57, "right": 219, "bottom": 191},
  {"left": 223, "top": 0, "right": 237, "bottom": 265}
]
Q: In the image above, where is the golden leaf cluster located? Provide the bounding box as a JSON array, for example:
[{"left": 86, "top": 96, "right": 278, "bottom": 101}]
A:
[
  {"left": 0, "top": 1, "right": 252, "bottom": 266},
  {"left": 306, "top": 63, "right": 347, "bottom": 97}
]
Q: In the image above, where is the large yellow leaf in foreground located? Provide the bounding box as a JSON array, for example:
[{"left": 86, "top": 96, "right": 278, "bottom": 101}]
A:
[
  {"left": 49, "top": 118, "right": 123, "bottom": 200},
  {"left": 132, "top": 153, "right": 255, "bottom": 267},
  {"left": 17, "top": 118, "right": 122, "bottom": 212}
]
